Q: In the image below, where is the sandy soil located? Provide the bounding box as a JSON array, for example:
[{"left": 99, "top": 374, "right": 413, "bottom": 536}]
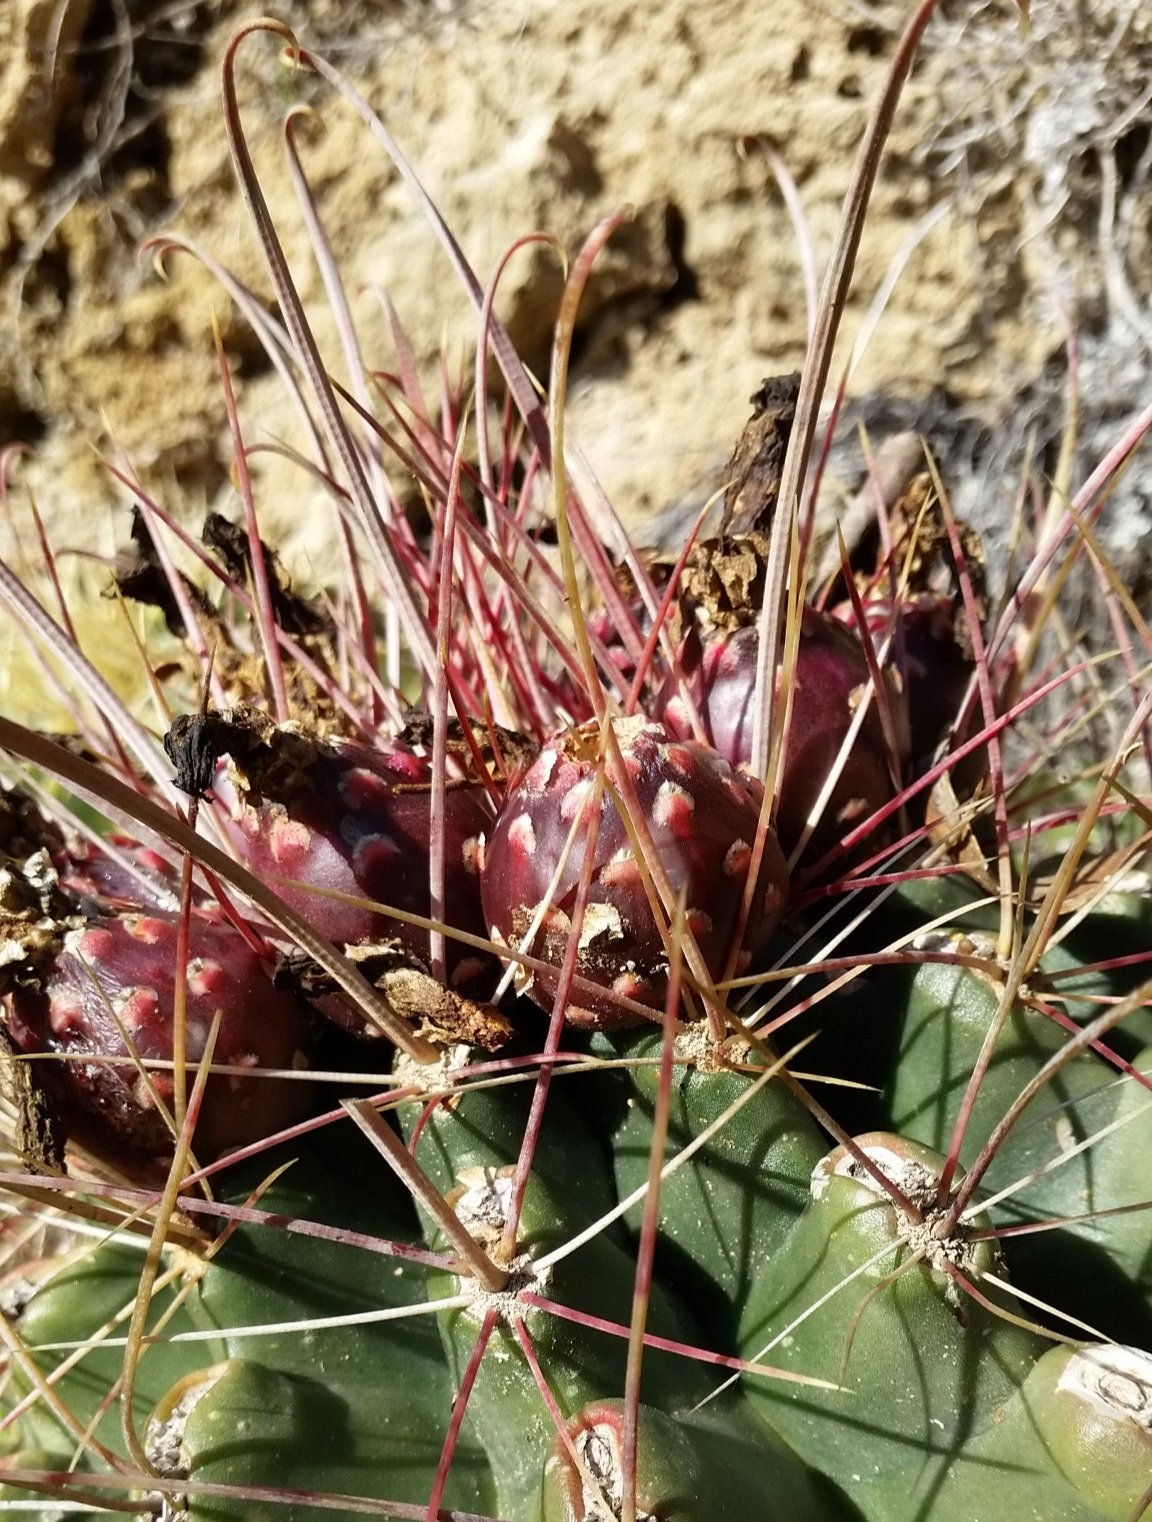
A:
[{"left": 0, "top": 0, "right": 1148, "bottom": 592}]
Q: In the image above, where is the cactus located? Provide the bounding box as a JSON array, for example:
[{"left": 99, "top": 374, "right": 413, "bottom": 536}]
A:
[{"left": 1, "top": 10, "right": 1151, "bottom": 1522}]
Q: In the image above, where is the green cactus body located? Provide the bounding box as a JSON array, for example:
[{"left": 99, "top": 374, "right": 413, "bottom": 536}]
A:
[
  {"left": 174, "top": 1353, "right": 489, "bottom": 1522},
  {"left": 14, "top": 1241, "right": 208, "bottom": 1462},
  {"left": 892, "top": 1343, "right": 1152, "bottom": 1522},
  {"left": 887, "top": 952, "right": 1152, "bottom": 1341},
  {"left": 1049, "top": 892, "right": 1152, "bottom": 1056},
  {"left": 172, "top": 1139, "right": 494, "bottom": 1519},
  {"left": 0, "top": 1447, "right": 107, "bottom": 1519},
  {"left": 400, "top": 1079, "right": 715, "bottom": 1520},
  {"left": 597, "top": 1026, "right": 825, "bottom": 1335},
  {"left": 13, "top": 1159, "right": 484, "bottom": 1520},
  {"left": 876, "top": 871, "right": 1001, "bottom": 940},
  {"left": 397, "top": 1078, "right": 621, "bottom": 1241},
  {"left": 737, "top": 1133, "right": 1044, "bottom": 1522}
]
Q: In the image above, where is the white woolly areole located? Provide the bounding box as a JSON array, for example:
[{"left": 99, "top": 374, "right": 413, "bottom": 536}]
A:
[
  {"left": 145, "top": 1363, "right": 231, "bottom": 1481},
  {"left": 451, "top": 1166, "right": 552, "bottom": 1326},
  {"left": 610, "top": 714, "right": 655, "bottom": 745},
  {"left": 811, "top": 1142, "right": 911, "bottom": 1202},
  {"left": 911, "top": 928, "right": 998, "bottom": 959},
  {"left": 531, "top": 748, "right": 560, "bottom": 791},
  {"left": 810, "top": 1141, "right": 980, "bottom": 1285},
  {"left": 561, "top": 777, "right": 596, "bottom": 823},
  {"left": 1058, "top": 1345, "right": 1152, "bottom": 1431},
  {"left": 508, "top": 812, "right": 537, "bottom": 856},
  {"left": 575, "top": 1425, "right": 658, "bottom": 1522},
  {"left": 652, "top": 778, "right": 694, "bottom": 830},
  {"left": 722, "top": 839, "right": 752, "bottom": 876},
  {"left": 392, "top": 1041, "right": 472, "bottom": 1094},
  {"left": 454, "top": 1165, "right": 515, "bottom": 1233}
]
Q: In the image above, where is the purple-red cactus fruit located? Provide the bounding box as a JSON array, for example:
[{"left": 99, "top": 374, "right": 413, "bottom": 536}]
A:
[
  {"left": 838, "top": 591, "right": 975, "bottom": 772},
  {"left": 479, "top": 715, "right": 788, "bottom": 1029},
  {"left": 2, "top": 910, "right": 315, "bottom": 1178},
  {"left": 552, "top": 602, "right": 649, "bottom": 720},
  {"left": 659, "top": 607, "right": 906, "bottom": 869},
  {"left": 213, "top": 737, "right": 494, "bottom": 994},
  {"left": 56, "top": 836, "right": 188, "bottom": 914},
  {"left": 584, "top": 600, "right": 654, "bottom": 694}
]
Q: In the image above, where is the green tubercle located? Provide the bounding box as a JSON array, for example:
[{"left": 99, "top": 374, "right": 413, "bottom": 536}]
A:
[{"left": 737, "top": 1131, "right": 1043, "bottom": 1522}]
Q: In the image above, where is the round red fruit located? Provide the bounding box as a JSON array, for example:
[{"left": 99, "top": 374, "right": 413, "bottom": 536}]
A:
[
  {"left": 480, "top": 716, "right": 788, "bottom": 1029},
  {"left": 2, "top": 911, "right": 316, "bottom": 1179}
]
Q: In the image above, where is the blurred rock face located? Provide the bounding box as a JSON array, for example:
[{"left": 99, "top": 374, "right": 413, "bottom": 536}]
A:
[{"left": 0, "top": 0, "right": 1148, "bottom": 595}]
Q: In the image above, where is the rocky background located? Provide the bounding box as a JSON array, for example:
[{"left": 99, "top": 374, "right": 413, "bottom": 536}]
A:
[{"left": 0, "top": 0, "right": 1149, "bottom": 611}]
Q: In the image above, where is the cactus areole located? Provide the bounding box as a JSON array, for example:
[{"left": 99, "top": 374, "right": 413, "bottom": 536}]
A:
[{"left": 479, "top": 715, "right": 788, "bottom": 1028}]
